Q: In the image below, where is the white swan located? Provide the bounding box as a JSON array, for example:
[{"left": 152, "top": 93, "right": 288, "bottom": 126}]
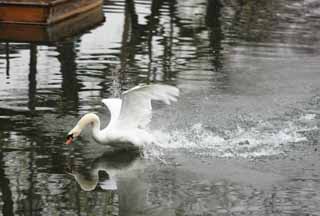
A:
[{"left": 65, "top": 84, "right": 179, "bottom": 147}]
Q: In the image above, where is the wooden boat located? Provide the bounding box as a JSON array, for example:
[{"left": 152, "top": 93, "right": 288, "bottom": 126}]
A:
[
  {"left": 0, "top": 0, "right": 103, "bottom": 25},
  {"left": 0, "top": 5, "right": 105, "bottom": 43}
]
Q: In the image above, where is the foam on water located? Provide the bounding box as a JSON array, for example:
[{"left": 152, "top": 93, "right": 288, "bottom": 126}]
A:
[{"left": 146, "top": 118, "right": 316, "bottom": 159}]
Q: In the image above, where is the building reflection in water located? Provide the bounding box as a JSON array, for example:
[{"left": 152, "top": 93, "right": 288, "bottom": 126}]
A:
[
  {"left": 28, "top": 44, "right": 37, "bottom": 112},
  {"left": 57, "top": 41, "right": 82, "bottom": 114}
]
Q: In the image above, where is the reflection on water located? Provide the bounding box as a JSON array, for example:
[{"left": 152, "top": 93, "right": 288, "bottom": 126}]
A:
[
  {"left": 1, "top": 0, "right": 320, "bottom": 215},
  {"left": 67, "top": 149, "right": 142, "bottom": 191}
]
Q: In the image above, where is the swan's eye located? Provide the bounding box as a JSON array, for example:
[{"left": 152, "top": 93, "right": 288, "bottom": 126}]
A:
[
  {"left": 66, "top": 134, "right": 74, "bottom": 140},
  {"left": 66, "top": 134, "right": 74, "bottom": 145}
]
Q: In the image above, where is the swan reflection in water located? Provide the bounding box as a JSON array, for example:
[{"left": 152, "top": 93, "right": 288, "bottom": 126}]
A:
[{"left": 66, "top": 148, "right": 142, "bottom": 191}]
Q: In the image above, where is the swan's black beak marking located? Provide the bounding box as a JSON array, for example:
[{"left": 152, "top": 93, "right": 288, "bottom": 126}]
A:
[{"left": 66, "top": 134, "right": 74, "bottom": 145}]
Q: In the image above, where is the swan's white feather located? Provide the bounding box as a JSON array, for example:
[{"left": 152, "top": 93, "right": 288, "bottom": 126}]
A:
[
  {"left": 114, "top": 84, "right": 179, "bottom": 130},
  {"left": 101, "top": 98, "right": 122, "bottom": 129}
]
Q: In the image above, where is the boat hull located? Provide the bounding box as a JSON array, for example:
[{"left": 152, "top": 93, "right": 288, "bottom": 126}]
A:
[{"left": 0, "top": 0, "right": 103, "bottom": 25}]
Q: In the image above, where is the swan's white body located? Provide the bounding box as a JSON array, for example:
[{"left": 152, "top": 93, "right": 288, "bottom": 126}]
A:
[{"left": 66, "top": 84, "right": 179, "bottom": 148}]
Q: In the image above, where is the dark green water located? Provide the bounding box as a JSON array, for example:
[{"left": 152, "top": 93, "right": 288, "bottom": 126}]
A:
[{"left": 1, "top": 0, "right": 320, "bottom": 215}]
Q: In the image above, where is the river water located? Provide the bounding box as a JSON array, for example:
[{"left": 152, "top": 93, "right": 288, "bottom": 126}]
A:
[{"left": 1, "top": 0, "right": 320, "bottom": 215}]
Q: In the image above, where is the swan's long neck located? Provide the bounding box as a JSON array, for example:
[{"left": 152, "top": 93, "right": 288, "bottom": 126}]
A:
[
  {"left": 77, "top": 113, "right": 103, "bottom": 142},
  {"left": 71, "top": 168, "right": 117, "bottom": 191},
  {"left": 70, "top": 170, "right": 99, "bottom": 191}
]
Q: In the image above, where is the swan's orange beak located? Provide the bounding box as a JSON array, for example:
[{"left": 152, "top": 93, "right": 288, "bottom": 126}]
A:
[{"left": 66, "top": 134, "right": 73, "bottom": 145}]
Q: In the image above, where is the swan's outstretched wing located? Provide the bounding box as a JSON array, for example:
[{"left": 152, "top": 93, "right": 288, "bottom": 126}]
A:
[
  {"left": 102, "top": 98, "right": 122, "bottom": 129},
  {"left": 115, "top": 84, "right": 179, "bottom": 129}
]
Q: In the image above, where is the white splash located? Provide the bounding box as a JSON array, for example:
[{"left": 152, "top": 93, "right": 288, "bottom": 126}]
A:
[
  {"left": 148, "top": 121, "right": 310, "bottom": 158},
  {"left": 300, "top": 113, "right": 317, "bottom": 121}
]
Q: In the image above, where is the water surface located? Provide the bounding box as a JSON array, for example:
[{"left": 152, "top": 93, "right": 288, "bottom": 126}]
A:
[{"left": 1, "top": 0, "right": 320, "bottom": 215}]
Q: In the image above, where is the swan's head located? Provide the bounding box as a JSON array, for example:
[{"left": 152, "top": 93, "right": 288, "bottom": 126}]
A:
[
  {"left": 65, "top": 113, "right": 99, "bottom": 145},
  {"left": 66, "top": 126, "right": 82, "bottom": 145}
]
